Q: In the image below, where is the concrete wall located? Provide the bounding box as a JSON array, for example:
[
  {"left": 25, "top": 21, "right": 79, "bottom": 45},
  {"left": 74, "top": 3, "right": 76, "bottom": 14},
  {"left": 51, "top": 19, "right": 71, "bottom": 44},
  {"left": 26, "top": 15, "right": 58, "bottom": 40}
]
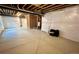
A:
[{"left": 42, "top": 5, "right": 79, "bottom": 42}]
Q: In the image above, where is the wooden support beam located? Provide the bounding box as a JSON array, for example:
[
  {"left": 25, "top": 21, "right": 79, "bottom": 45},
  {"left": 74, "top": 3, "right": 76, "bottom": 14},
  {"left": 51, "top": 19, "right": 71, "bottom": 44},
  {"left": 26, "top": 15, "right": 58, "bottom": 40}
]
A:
[
  {"left": 37, "top": 4, "right": 47, "bottom": 9},
  {"left": 9, "top": 10, "right": 13, "bottom": 15},
  {"left": 42, "top": 4, "right": 54, "bottom": 9},
  {"left": 43, "top": 4, "right": 77, "bottom": 13},
  {"left": 50, "top": 5, "right": 68, "bottom": 11},
  {"left": 0, "top": 8, "right": 3, "bottom": 14},
  {"left": 0, "top": 13, "right": 17, "bottom": 17},
  {"left": 22, "top": 4, "right": 27, "bottom": 9},
  {"left": 8, "top": 9, "right": 10, "bottom": 15},
  {"left": 17, "top": 4, "right": 20, "bottom": 9},
  {"left": 26, "top": 4, "right": 33, "bottom": 9},
  {"left": 48, "top": 4, "right": 63, "bottom": 10},
  {"left": 31, "top": 6, "right": 37, "bottom": 10},
  {"left": 11, "top": 10, "right": 13, "bottom": 15},
  {"left": 11, "top": 4, "right": 13, "bottom": 7},
  {"left": 5, "top": 9, "right": 7, "bottom": 14},
  {"left": 33, "top": 4, "right": 49, "bottom": 13},
  {"left": 31, "top": 5, "right": 42, "bottom": 10},
  {"left": 12, "top": 10, "right": 14, "bottom": 15},
  {"left": 1, "top": 8, "right": 5, "bottom": 14},
  {"left": 36, "top": 4, "right": 54, "bottom": 12},
  {"left": 13, "top": 11, "right": 16, "bottom": 15},
  {"left": 4, "top": 9, "right": 9, "bottom": 15},
  {"left": 53, "top": 4, "right": 76, "bottom": 10},
  {"left": 6, "top": 9, "right": 9, "bottom": 14},
  {"left": 34, "top": 4, "right": 47, "bottom": 11},
  {"left": 43, "top": 4, "right": 64, "bottom": 12},
  {"left": 9, "top": 10, "right": 10, "bottom": 15},
  {"left": 3, "top": 8, "right": 6, "bottom": 13}
]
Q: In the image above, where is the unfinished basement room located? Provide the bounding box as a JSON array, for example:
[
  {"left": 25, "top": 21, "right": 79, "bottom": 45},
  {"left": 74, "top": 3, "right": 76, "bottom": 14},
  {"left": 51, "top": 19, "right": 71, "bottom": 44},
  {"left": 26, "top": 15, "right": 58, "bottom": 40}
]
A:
[{"left": 0, "top": 4, "right": 79, "bottom": 54}]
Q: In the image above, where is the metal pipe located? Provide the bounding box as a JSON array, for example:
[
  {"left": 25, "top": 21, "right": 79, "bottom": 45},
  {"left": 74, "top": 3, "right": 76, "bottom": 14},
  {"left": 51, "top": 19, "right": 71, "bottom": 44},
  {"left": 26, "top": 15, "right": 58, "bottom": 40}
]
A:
[{"left": 0, "top": 5, "right": 43, "bottom": 15}]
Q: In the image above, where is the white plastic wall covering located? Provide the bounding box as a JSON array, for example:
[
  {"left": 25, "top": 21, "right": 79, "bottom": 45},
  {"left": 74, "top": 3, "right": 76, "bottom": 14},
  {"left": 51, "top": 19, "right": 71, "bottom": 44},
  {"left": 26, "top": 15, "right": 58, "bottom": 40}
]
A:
[
  {"left": 1, "top": 16, "right": 20, "bottom": 29},
  {"left": 0, "top": 16, "right": 4, "bottom": 29},
  {"left": 21, "top": 18, "right": 27, "bottom": 29},
  {"left": 41, "top": 5, "right": 79, "bottom": 42},
  {"left": 0, "top": 16, "right": 4, "bottom": 34}
]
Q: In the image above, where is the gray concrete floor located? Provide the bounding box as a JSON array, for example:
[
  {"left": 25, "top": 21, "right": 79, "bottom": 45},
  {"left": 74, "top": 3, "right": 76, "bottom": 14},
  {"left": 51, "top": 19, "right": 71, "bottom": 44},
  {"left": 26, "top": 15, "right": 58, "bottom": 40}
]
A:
[{"left": 0, "top": 28, "right": 79, "bottom": 54}]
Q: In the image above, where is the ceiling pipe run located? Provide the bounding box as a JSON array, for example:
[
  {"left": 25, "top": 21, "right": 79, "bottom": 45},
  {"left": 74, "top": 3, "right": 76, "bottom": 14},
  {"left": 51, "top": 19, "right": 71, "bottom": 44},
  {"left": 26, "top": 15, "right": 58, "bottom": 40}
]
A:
[{"left": 0, "top": 5, "right": 43, "bottom": 16}]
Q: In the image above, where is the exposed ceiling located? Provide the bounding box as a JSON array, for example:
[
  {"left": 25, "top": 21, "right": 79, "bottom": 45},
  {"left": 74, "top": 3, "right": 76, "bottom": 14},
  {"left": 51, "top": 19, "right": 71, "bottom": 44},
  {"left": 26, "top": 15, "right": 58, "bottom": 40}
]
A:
[{"left": 0, "top": 4, "right": 78, "bottom": 16}]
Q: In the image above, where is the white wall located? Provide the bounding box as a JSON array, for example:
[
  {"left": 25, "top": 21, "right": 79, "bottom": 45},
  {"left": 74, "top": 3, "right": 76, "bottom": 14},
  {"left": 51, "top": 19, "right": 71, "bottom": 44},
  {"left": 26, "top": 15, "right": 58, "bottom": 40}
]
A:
[
  {"left": 42, "top": 5, "right": 79, "bottom": 42},
  {"left": 1, "top": 16, "right": 20, "bottom": 29},
  {"left": 0, "top": 14, "right": 29, "bottom": 30},
  {"left": 0, "top": 16, "right": 4, "bottom": 30},
  {"left": 0, "top": 16, "right": 4, "bottom": 33},
  {"left": 21, "top": 14, "right": 28, "bottom": 29}
]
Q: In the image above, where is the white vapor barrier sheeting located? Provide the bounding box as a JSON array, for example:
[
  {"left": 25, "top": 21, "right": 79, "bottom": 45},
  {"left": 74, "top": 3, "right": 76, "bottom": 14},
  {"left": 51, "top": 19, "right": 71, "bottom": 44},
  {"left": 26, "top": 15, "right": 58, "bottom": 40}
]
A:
[
  {"left": 1, "top": 16, "right": 20, "bottom": 29},
  {"left": 0, "top": 16, "right": 4, "bottom": 34},
  {"left": 0, "top": 16, "right": 4, "bottom": 30},
  {"left": 42, "top": 5, "right": 79, "bottom": 42}
]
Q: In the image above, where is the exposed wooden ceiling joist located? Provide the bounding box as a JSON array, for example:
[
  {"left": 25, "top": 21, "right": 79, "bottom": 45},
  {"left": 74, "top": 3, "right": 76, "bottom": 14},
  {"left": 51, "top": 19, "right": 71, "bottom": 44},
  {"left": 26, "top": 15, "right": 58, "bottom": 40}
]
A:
[
  {"left": 22, "top": 4, "right": 27, "bottom": 9},
  {"left": 0, "top": 4, "right": 78, "bottom": 16},
  {"left": 7, "top": 9, "right": 10, "bottom": 14},
  {"left": 17, "top": 4, "right": 20, "bottom": 9},
  {"left": 36, "top": 4, "right": 54, "bottom": 12},
  {"left": 37, "top": 4, "right": 47, "bottom": 9},
  {"left": 34, "top": 4, "right": 47, "bottom": 11},
  {"left": 31, "top": 6, "right": 37, "bottom": 10},
  {"left": 1, "top": 8, "right": 5, "bottom": 14},
  {"left": 42, "top": 4, "right": 54, "bottom": 9},
  {"left": 0, "top": 8, "right": 3, "bottom": 14},
  {"left": 4, "top": 9, "right": 7, "bottom": 14},
  {"left": 0, "top": 5, "right": 43, "bottom": 16},
  {"left": 43, "top": 4, "right": 77, "bottom": 13},
  {"left": 9, "top": 10, "right": 12, "bottom": 15},
  {"left": 26, "top": 4, "right": 33, "bottom": 9},
  {"left": 13, "top": 11, "right": 17, "bottom": 16},
  {"left": 44, "top": 4, "right": 64, "bottom": 12},
  {"left": 32, "top": 4, "right": 48, "bottom": 13}
]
